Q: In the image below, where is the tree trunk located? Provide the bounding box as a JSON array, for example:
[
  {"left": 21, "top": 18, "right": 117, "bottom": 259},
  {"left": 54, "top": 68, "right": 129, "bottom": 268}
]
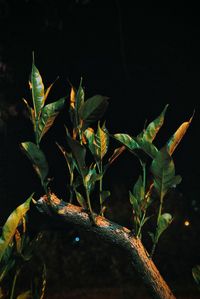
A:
[{"left": 37, "top": 194, "right": 176, "bottom": 299}]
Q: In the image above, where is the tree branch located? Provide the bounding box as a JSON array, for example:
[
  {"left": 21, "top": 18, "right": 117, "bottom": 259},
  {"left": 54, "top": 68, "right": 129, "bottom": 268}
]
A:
[{"left": 36, "top": 193, "right": 176, "bottom": 299}]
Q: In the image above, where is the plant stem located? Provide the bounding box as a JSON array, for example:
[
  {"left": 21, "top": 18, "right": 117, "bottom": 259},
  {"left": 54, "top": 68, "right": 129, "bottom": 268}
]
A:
[
  {"left": 35, "top": 118, "right": 39, "bottom": 147},
  {"left": 150, "top": 242, "right": 157, "bottom": 258},
  {"left": 137, "top": 213, "right": 146, "bottom": 239},
  {"left": 158, "top": 197, "right": 163, "bottom": 221},
  {"left": 136, "top": 162, "right": 146, "bottom": 238},
  {"left": 10, "top": 268, "right": 20, "bottom": 299},
  {"left": 150, "top": 195, "right": 164, "bottom": 258},
  {"left": 68, "top": 168, "right": 74, "bottom": 203},
  {"left": 98, "top": 162, "right": 104, "bottom": 216},
  {"left": 85, "top": 188, "right": 96, "bottom": 223}
]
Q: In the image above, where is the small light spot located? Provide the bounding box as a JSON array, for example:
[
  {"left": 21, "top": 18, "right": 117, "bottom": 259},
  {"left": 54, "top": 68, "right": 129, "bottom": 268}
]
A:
[
  {"left": 75, "top": 236, "right": 80, "bottom": 242},
  {"left": 184, "top": 220, "right": 190, "bottom": 227}
]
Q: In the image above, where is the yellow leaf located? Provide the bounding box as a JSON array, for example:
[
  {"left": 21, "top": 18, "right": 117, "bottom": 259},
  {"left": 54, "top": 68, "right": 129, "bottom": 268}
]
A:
[
  {"left": 167, "top": 113, "right": 194, "bottom": 155},
  {"left": 16, "top": 290, "right": 31, "bottom": 299},
  {"left": 70, "top": 86, "right": 76, "bottom": 109}
]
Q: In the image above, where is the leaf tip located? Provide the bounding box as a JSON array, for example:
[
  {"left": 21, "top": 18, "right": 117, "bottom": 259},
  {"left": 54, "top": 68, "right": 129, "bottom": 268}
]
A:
[
  {"left": 32, "top": 51, "right": 35, "bottom": 64},
  {"left": 189, "top": 109, "right": 195, "bottom": 123}
]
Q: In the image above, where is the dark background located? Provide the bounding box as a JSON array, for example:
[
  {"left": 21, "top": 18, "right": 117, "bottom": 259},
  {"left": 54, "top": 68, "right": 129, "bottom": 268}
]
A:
[{"left": 0, "top": 1, "right": 200, "bottom": 298}]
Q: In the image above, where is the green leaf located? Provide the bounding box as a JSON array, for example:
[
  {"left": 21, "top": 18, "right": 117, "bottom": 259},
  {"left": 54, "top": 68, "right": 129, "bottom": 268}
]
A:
[
  {"left": 170, "top": 175, "right": 182, "bottom": 188},
  {"left": 114, "top": 134, "right": 140, "bottom": 151},
  {"left": 150, "top": 147, "right": 180, "bottom": 200},
  {"left": 75, "top": 190, "right": 87, "bottom": 208},
  {"left": 114, "top": 133, "right": 157, "bottom": 158},
  {"left": 21, "top": 142, "right": 49, "bottom": 183},
  {"left": 135, "top": 137, "right": 158, "bottom": 159},
  {"left": 84, "top": 128, "right": 96, "bottom": 157},
  {"left": 31, "top": 63, "right": 44, "bottom": 119},
  {"left": 69, "top": 78, "right": 85, "bottom": 129},
  {"left": 38, "top": 97, "right": 66, "bottom": 141},
  {"left": 95, "top": 122, "right": 109, "bottom": 160},
  {"left": 56, "top": 143, "right": 75, "bottom": 178},
  {"left": 0, "top": 195, "right": 33, "bottom": 262},
  {"left": 76, "top": 78, "right": 85, "bottom": 114},
  {"left": 79, "top": 95, "right": 109, "bottom": 129},
  {"left": 0, "top": 241, "right": 13, "bottom": 265},
  {"left": 132, "top": 175, "right": 144, "bottom": 203},
  {"left": 167, "top": 114, "right": 193, "bottom": 155},
  {"left": 192, "top": 265, "right": 200, "bottom": 286},
  {"left": 129, "top": 191, "right": 140, "bottom": 216},
  {"left": 66, "top": 135, "right": 87, "bottom": 178},
  {"left": 100, "top": 190, "right": 111, "bottom": 203},
  {"left": 156, "top": 213, "right": 172, "bottom": 241},
  {"left": 141, "top": 105, "right": 169, "bottom": 142},
  {"left": 84, "top": 167, "right": 102, "bottom": 194}
]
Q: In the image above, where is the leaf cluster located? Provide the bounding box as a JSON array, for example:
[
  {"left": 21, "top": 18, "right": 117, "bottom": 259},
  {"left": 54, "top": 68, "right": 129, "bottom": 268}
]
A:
[
  {"left": 0, "top": 195, "right": 46, "bottom": 298},
  {"left": 21, "top": 59, "right": 193, "bottom": 252},
  {"left": 0, "top": 56, "right": 195, "bottom": 296}
]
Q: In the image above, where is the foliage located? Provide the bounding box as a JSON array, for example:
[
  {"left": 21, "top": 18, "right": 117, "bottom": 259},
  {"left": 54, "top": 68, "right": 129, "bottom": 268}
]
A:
[
  {"left": 0, "top": 56, "right": 195, "bottom": 297},
  {"left": 21, "top": 53, "right": 66, "bottom": 192},
  {"left": 21, "top": 58, "right": 193, "bottom": 253},
  {"left": 0, "top": 196, "right": 46, "bottom": 298},
  {"left": 192, "top": 265, "right": 200, "bottom": 290}
]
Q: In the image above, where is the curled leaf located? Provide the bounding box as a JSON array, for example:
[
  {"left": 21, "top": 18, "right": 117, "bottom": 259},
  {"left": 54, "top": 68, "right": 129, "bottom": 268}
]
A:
[
  {"left": 167, "top": 113, "right": 194, "bottom": 155},
  {"left": 38, "top": 97, "right": 66, "bottom": 141}
]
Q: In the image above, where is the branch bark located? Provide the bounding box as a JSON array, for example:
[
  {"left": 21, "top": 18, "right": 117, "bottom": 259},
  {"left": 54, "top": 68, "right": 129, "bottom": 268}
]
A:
[{"left": 37, "top": 193, "right": 176, "bottom": 299}]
